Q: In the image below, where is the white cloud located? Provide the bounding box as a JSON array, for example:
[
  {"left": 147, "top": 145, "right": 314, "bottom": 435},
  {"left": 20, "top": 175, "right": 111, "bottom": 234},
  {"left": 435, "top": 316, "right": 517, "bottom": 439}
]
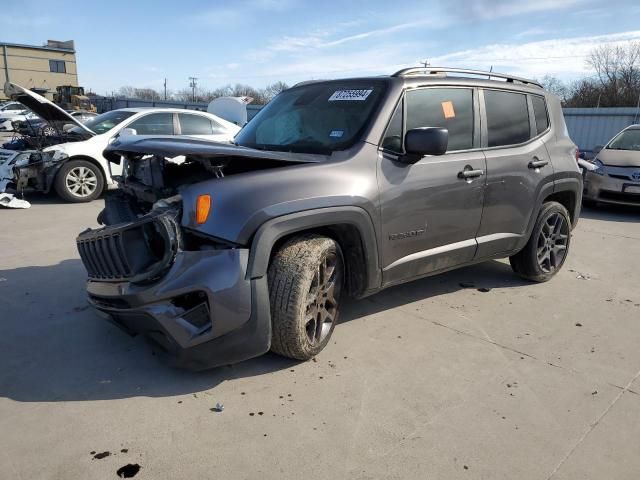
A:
[
  {"left": 445, "top": 0, "right": 585, "bottom": 20},
  {"left": 429, "top": 30, "right": 640, "bottom": 79}
]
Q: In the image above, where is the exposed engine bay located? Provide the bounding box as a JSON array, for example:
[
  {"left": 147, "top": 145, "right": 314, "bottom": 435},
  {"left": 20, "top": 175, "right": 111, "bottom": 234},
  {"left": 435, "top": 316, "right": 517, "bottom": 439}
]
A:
[{"left": 0, "top": 148, "right": 68, "bottom": 196}]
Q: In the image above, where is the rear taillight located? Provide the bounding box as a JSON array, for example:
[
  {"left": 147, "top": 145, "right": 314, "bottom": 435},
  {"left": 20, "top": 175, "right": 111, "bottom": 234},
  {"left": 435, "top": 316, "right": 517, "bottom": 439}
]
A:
[{"left": 575, "top": 148, "right": 580, "bottom": 164}]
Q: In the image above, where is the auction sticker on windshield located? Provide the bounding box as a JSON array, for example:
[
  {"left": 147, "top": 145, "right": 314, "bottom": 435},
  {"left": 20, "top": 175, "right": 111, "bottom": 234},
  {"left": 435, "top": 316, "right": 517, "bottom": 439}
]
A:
[{"left": 329, "top": 90, "right": 373, "bottom": 101}]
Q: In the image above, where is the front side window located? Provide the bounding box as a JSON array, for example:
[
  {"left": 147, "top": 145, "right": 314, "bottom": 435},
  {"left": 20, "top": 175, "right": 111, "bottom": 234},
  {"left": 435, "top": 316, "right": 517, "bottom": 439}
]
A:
[
  {"left": 531, "top": 95, "right": 549, "bottom": 135},
  {"left": 128, "top": 113, "right": 174, "bottom": 135},
  {"left": 179, "top": 113, "right": 213, "bottom": 135},
  {"left": 484, "top": 90, "right": 530, "bottom": 147},
  {"left": 235, "top": 80, "right": 388, "bottom": 154},
  {"left": 607, "top": 129, "right": 640, "bottom": 151},
  {"left": 49, "top": 60, "right": 66, "bottom": 73},
  {"left": 406, "top": 88, "right": 474, "bottom": 151},
  {"left": 381, "top": 100, "right": 403, "bottom": 153}
]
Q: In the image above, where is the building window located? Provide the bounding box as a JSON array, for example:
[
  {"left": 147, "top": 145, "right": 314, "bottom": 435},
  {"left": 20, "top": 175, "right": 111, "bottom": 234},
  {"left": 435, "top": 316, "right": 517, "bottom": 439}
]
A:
[{"left": 49, "top": 60, "right": 66, "bottom": 73}]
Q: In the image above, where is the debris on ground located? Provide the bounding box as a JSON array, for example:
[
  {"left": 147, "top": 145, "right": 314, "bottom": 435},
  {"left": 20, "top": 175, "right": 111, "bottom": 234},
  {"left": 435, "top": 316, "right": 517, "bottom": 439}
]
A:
[
  {"left": 210, "top": 403, "right": 224, "bottom": 412},
  {"left": 0, "top": 193, "right": 30, "bottom": 209},
  {"left": 575, "top": 322, "right": 583, "bottom": 327},
  {"left": 477, "top": 287, "right": 492, "bottom": 293},
  {"left": 93, "top": 451, "right": 111, "bottom": 460}
]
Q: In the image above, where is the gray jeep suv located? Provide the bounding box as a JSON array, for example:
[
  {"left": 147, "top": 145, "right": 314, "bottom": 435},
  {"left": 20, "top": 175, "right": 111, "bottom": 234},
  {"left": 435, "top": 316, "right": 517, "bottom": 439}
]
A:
[{"left": 76, "top": 67, "right": 582, "bottom": 370}]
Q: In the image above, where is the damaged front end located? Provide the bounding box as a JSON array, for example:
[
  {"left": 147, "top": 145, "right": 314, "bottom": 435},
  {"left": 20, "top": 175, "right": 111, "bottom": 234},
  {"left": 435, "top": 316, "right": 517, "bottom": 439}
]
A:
[
  {"left": 73, "top": 137, "right": 315, "bottom": 369},
  {"left": 0, "top": 148, "right": 68, "bottom": 195}
]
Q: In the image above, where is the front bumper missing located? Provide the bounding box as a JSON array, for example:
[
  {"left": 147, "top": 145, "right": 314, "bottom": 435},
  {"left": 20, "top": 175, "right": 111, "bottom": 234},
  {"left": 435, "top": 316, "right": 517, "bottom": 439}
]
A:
[
  {"left": 0, "top": 148, "right": 67, "bottom": 193},
  {"left": 85, "top": 248, "right": 272, "bottom": 370}
]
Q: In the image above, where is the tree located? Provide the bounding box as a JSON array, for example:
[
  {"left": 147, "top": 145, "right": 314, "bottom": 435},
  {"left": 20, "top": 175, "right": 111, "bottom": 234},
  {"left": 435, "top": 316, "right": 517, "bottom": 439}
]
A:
[
  {"left": 586, "top": 42, "right": 640, "bottom": 106},
  {"left": 540, "top": 76, "right": 568, "bottom": 102}
]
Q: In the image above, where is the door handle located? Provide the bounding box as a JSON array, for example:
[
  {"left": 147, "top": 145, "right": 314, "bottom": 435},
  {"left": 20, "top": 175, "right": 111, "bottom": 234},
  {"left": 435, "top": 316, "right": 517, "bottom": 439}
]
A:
[
  {"left": 528, "top": 158, "right": 549, "bottom": 169},
  {"left": 458, "top": 168, "right": 484, "bottom": 179}
]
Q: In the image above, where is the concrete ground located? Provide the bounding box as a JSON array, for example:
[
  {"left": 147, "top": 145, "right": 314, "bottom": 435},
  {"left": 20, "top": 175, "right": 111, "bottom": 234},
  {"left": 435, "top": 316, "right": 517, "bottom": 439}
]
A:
[{"left": 1, "top": 194, "right": 639, "bottom": 480}]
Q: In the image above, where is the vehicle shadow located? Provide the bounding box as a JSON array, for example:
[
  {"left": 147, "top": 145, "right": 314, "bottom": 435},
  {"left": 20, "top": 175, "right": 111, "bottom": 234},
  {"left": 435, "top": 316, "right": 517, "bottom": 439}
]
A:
[
  {"left": 580, "top": 203, "right": 640, "bottom": 222},
  {"left": 0, "top": 257, "right": 526, "bottom": 403}
]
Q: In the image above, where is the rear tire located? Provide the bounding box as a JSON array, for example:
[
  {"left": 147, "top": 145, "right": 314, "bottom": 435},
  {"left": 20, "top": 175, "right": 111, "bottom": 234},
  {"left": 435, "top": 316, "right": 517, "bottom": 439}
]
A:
[
  {"left": 510, "top": 201, "right": 571, "bottom": 282},
  {"left": 54, "top": 159, "right": 104, "bottom": 203},
  {"left": 268, "top": 234, "right": 345, "bottom": 361}
]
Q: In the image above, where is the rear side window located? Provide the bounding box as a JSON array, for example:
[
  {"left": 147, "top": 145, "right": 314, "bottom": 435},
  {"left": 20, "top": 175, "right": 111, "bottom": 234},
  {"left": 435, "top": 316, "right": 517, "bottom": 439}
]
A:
[
  {"left": 179, "top": 114, "right": 213, "bottom": 135},
  {"left": 128, "top": 113, "right": 174, "bottom": 135},
  {"left": 484, "top": 90, "right": 530, "bottom": 147},
  {"left": 531, "top": 95, "right": 549, "bottom": 135},
  {"left": 406, "top": 88, "right": 474, "bottom": 151}
]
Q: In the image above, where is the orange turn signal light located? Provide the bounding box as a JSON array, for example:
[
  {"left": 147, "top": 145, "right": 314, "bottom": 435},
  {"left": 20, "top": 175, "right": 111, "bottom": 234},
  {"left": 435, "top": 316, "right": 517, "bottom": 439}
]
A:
[{"left": 196, "top": 194, "right": 211, "bottom": 224}]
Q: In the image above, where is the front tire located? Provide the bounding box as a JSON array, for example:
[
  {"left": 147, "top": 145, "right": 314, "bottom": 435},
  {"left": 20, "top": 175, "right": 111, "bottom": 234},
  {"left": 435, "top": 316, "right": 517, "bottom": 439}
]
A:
[
  {"left": 268, "top": 235, "right": 345, "bottom": 361},
  {"left": 54, "top": 159, "right": 104, "bottom": 203},
  {"left": 510, "top": 201, "right": 571, "bottom": 282}
]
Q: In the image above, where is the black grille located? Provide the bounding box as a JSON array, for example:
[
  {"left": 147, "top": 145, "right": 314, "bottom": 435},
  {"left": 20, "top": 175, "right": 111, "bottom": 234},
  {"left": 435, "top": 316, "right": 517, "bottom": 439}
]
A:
[
  {"left": 78, "top": 231, "right": 132, "bottom": 279},
  {"left": 599, "top": 190, "right": 640, "bottom": 204},
  {"left": 76, "top": 209, "right": 181, "bottom": 282}
]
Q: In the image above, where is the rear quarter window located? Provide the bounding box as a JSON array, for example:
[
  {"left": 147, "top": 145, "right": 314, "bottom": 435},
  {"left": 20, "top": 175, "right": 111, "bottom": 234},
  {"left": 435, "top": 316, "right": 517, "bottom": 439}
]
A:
[
  {"left": 531, "top": 95, "right": 549, "bottom": 135},
  {"left": 484, "top": 90, "right": 530, "bottom": 147}
]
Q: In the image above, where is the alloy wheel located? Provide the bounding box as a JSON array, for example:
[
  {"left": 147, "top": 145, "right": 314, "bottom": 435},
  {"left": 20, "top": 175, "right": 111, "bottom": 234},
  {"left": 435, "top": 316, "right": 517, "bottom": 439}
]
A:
[
  {"left": 536, "top": 212, "right": 569, "bottom": 273},
  {"left": 304, "top": 252, "right": 343, "bottom": 345},
  {"left": 65, "top": 166, "right": 98, "bottom": 198}
]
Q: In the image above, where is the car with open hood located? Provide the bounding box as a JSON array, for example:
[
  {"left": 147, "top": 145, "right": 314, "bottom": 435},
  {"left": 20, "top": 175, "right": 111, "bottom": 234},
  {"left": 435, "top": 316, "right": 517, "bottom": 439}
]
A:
[
  {"left": 75, "top": 67, "right": 582, "bottom": 370},
  {"left": 0, "top": 82, "right": 241, "bottom": 202},
  {"left": 583, "top": 125, "right": 640, "bottom": 207}
]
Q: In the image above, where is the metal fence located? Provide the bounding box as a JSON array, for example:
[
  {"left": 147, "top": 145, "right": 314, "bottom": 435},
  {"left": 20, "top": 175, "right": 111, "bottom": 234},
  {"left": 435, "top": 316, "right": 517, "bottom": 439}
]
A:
[
  {"left": 91, "top": 96, "right": 264, "bottom": 120},
  {"left": 563, "top": 107, "right": 640, "bottom": 150}
]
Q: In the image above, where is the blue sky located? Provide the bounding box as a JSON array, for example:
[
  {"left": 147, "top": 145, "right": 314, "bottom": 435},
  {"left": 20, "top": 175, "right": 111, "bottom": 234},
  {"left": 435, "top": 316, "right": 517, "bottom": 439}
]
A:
[{"left": 3, "top": 0, "right": 639, "bottom": 95}]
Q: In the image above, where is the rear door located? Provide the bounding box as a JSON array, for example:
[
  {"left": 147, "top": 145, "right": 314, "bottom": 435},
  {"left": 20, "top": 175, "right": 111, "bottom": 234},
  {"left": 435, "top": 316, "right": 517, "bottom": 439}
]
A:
[
  {"left": 475, "top": 89, "right": 553, "bottom": 258},
  {"left": 378, "top": 86, "right": 486, "bottom": 286}
]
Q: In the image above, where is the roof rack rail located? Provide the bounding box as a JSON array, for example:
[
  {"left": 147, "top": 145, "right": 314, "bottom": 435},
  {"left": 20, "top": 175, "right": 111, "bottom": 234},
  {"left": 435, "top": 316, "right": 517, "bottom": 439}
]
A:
[{"left": 392, "top": 67, "right": 542, "bottom": 88}]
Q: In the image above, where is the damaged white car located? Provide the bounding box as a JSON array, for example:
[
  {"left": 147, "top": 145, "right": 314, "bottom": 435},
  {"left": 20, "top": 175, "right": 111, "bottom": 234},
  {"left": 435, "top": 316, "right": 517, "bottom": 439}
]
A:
[{"left": 0, "top": 83, "right": 241, "bottom": 202}]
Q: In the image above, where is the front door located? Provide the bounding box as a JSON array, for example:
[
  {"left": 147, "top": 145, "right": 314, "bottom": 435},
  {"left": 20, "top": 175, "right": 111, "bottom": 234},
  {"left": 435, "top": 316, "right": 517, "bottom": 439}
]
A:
[{"left": 378, "top": 87, "right": 486, "bottom": 286}]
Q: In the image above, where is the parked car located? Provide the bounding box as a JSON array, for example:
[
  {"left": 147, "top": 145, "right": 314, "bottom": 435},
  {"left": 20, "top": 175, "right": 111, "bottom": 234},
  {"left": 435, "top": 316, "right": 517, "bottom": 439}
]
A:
[
  {"left": 583, "top": 125, "right": 640, "bottom": 206},
  {"left": 13, "top": 110, "right": 98, "bottom": 136},
  {"left": 0, "top": 83, "right": 241, "bottom": 202},
  {"left": 0, "top": 102, "right": 32, "bottom": 131},
  {"left": 75, "top": 67, "right": 582, "bottom": 370}
]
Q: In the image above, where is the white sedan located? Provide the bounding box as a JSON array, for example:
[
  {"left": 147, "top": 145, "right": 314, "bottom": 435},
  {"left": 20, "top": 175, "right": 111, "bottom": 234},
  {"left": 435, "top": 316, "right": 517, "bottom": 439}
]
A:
[{"left": 1, "top": 83, "right": 241, "bottom": 202}]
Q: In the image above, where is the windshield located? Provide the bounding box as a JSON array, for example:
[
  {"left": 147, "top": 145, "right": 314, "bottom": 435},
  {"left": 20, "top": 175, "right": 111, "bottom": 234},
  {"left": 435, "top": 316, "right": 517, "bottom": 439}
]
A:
[
  {"left": 70, "top": 110, "right": 135, "bottom": 135},
  {"left": 235, "top": 80, "right": 388, "bottom": 154},
  {"left": 608, "top": 129, "right": 640, "bottom": 151}
]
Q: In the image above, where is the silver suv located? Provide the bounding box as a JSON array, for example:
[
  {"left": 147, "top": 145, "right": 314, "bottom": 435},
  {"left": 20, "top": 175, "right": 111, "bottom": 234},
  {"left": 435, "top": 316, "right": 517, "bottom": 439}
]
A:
[{"left": 76, "top": 67, "right": 583, "bottom": 369}]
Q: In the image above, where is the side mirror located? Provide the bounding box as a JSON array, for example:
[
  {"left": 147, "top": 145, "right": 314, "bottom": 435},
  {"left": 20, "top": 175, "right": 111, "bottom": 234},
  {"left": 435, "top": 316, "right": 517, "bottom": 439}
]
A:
[
  {"left": 119, "top": 127, "right": 137, "bottom": 137},
  {"left": 593, "top": 144, "right": 604, "bottom": 155},
  {"left": 402, "top": 128, "right": 448, "bottom": 163}
]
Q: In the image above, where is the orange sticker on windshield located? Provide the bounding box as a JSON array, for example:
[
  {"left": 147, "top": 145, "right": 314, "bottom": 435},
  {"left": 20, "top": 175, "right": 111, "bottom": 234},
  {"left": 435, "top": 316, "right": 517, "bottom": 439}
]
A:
[{"left": 441, "top": 101, "right": 455, "bottom": 119}]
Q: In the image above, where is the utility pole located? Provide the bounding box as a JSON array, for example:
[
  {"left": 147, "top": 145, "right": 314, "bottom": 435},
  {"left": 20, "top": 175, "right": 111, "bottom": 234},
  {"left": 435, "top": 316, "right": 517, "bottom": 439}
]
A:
[
  {"left": 189, "top": 76, "right": 198, "bottom": 102},
  {"left": 420, "top": 59, "right": 430, "bottom": 68},
  {"left": 164, "top": 78, "right": 167, "bottom": 100}
]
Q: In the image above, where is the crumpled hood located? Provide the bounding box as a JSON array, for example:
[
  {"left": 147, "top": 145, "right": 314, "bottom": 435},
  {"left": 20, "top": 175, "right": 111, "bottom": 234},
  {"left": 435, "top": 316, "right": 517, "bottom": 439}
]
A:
[
  {"left": 3, "top": 82, "right": 94, "bottom": 139},
  {"left": 103, "top": 136, "right": 325, "bottom": 164},
  {"left": 597, "top": 148, "right": 640, "bottom": 167}
]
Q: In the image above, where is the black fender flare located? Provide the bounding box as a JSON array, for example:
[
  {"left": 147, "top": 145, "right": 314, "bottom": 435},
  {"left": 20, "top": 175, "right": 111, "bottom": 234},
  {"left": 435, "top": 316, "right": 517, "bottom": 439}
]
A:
[{"left": 246, "top": 206, "right": 382, "bottom": 293}]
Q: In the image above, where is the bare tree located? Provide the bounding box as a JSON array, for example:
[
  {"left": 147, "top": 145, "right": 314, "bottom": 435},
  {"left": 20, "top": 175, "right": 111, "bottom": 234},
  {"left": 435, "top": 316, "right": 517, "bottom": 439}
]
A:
[
  {"left": 586, "top": 42, "right": 640, "bottom": 106},
  {"left": 262, "top": 81, "right": 289, "bottom": 102},
  {"left": 540, "top": 76, "right": 569, "bottom": 103}
]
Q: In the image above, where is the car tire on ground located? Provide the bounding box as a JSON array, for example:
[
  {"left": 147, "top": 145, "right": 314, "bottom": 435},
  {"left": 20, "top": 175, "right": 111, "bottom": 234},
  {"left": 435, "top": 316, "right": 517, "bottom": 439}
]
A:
[
  {"left": 268, "top": 234, "right": 345, "bottom": 361},
  {"left": 54, "top": 159, "right": 104, "bottom": 203},
  {"left": 510, "top": 201, "right": 571, "bottom": 282}
]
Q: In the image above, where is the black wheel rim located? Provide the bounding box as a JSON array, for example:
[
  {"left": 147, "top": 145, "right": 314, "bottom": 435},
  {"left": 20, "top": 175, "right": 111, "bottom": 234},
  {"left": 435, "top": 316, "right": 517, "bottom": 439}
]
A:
[
  {"left": 536, "top": 212, "right": 569, "bottom": 273},
  {"left": 304, "top": 251, "right": 343, "bottom": 345}
]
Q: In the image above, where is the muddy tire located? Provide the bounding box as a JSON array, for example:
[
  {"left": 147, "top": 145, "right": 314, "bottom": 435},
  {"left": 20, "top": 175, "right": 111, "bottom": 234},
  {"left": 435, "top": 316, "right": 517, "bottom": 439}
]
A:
[
  {"left": 510, "top": 201, "right": 571, "bottom": 282},
  {"left": 268, "top": 235, "right": 345, "bottom": 361},
  {"left": 54, "top": 159, "right": 104, "bottom": 203}
]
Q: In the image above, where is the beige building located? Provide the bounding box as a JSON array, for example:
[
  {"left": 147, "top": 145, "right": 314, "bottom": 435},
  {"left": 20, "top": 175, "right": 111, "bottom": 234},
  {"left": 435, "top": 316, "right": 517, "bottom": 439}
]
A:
[{"left": 0, "top": 40, "right": 78, "bottom": 100}]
